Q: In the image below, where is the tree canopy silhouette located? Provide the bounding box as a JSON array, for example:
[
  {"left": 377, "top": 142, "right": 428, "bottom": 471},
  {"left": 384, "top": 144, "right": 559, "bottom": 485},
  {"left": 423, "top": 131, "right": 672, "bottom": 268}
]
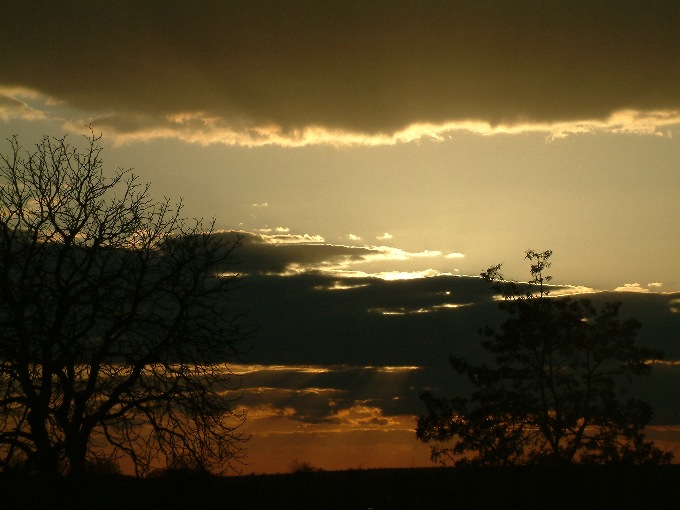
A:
[
  {"left": 0, "top": 133, "right": 248, "bottom": 476},
  {"left": 417, "top": 250, "right": 672, "bottom": 466}
]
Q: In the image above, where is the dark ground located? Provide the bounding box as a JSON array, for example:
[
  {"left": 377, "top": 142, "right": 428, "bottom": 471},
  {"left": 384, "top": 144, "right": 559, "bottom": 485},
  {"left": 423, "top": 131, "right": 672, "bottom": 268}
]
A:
[{"left": 2, "top": 465, "right": 680, "bottom": 510}]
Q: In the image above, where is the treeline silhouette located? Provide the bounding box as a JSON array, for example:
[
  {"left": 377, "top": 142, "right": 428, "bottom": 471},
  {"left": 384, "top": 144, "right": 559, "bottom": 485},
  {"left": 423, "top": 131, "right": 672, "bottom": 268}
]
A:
[{"left": 2, "top": 466, "right": 680, "bottom": 510}]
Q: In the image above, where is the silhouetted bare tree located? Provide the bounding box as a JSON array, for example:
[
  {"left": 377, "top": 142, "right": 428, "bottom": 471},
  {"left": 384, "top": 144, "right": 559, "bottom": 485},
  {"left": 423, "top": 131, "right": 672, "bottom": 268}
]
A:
[
  {"left": 0, "top": 133, "right": 248, "bottom": 476},
  {"left": 417, "top": 250, "right": 672, "bottom": 466}
]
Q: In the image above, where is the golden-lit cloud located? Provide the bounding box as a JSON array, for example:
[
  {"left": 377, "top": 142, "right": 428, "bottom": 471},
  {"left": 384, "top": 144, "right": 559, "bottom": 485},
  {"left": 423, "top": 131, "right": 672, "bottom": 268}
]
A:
[
  {"left": 231, "top": 230, "right": 464, "bottom": 278},
  {"left": 231, "top": 364, "right": 334, "bottom": 376},
  {"left": 329, "top": 404, "right": 401, "bottom": 429},
  {"left": 0, "top": 87, "right": 47, "bottom": 122},
  {"left": 368, "top": 303, "right": 472, "bottom": 316},
  {"left": 670, "top": 299, "right": 680, "bottom": 314},
  {"left": 313, "top": 281, "right": 371, "bottom": 291},
  {"left": 2, "top": 2, "right": 679, "bottom": 146},
  {"left": 53, "top": 108, "right": 680, "bottom": 147},
  {"left": 547, "top": 285, "right": 599, "bottom": 297},
  {"left": 368, "top": 269, "right": 447, "bottom": 281},
  {"left": 614, "top": 283, "right": 652, "bottom": 293},
  {"left": 258, "top": 233, "right": 326, "bottom": 244}
]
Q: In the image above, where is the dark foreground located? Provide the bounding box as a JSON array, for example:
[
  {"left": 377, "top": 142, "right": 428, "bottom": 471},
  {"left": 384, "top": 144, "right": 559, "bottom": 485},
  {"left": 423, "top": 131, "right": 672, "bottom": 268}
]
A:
[{"left": 2, "top": 466, "right": 680, "bottom": 510}]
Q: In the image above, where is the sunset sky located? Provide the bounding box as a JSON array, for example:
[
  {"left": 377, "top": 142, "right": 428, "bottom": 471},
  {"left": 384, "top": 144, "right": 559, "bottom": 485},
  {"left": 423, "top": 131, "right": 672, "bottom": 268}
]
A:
[{"left": 1, "top": 1, "right": 679, "bottom": 474}]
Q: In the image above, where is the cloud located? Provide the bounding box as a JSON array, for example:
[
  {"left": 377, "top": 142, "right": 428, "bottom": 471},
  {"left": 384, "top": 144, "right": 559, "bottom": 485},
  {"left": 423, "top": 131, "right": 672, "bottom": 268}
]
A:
[
  {"left": 617, "top": 283, "right": 647, "bottom": 292},
  {"left": 233, "top": 270, "right": 680, "bottom": 433},
  {"left": 377, "top": 233, "right": 393, "bottom": 241},
  {"left": 224, "top": 230, "right": 464, "bottom": 277},
  {"left": 0, "top": 87, "right": 46, "bottom": 122},
  {"left": 368, "top": 302, "right": 472, "bottom": 315},
  {"left": 329, "top": 404, "right": 399, "bottom": 428},
  {"left": 249, "top": 233, "right": 326, "bottom": 245},
  {"left": 235, "top": 364, "right": 425, "bottom": 425},
  {"left": 226, "top": 231, "right": 367, "bottom": 274},
  {"left": 548, "top": 285, "right": 599, "bottom": 297},
  {"left": 369, "top": 269, "right": 446, "bottom": 281},
  {"left": 348, "top": 234, "right": 362, "bottom": 241},
  {"left": 3, "top": 1, "right": 678, "bottom": 146}
]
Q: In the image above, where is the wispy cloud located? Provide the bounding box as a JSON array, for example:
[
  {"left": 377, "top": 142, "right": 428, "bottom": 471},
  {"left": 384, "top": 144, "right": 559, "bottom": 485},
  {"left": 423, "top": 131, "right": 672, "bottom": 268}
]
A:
[{"left": 260, "top": 233, "right": 326, "bottom": 244}]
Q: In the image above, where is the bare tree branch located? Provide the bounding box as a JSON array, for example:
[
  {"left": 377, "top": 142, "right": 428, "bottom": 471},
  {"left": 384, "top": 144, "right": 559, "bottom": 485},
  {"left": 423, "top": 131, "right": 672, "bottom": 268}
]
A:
[{"left": 0, "top": 133, "right": 250, "bottom": 476}]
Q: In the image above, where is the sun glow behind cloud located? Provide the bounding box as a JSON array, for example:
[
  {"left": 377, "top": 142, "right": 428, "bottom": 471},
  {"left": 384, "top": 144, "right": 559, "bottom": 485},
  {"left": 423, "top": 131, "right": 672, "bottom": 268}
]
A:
[
  {"left": 3, "top": 87, "right": 679, "bottom": 147},
  {"left": 367, "top": 269, "right": 449, "bottom": 281},
  {"left": 41, "top": 106, "right": 680, "bottom": 147},
  {"left": 236, "top": 230, "right": 466, "bottom": 279}
]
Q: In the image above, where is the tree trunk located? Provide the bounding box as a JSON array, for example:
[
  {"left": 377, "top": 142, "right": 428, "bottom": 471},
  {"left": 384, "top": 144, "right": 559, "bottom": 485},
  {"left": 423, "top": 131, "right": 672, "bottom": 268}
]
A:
[
  {"left": 27, "top": 410, "right": 60, "bottom": 477},
  {"left": 65, "top": 433, "right": 89, "bottom": 477}
]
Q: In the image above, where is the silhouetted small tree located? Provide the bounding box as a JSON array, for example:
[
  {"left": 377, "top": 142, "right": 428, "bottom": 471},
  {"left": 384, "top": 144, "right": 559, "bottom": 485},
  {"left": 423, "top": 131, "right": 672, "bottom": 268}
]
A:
[
  {"left": 0, "top": 133, "right": 249, "bottom": 476},
  {"left": 417, "top": 250, "right": 672, "bottom": 466},
  {"left": 288, "top": 458, "right": 322, "bottom": 474}
]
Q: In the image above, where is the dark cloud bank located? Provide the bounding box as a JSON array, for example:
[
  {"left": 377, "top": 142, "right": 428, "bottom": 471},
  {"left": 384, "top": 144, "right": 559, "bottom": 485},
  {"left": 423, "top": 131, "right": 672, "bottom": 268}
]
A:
[
  {"left": 228, "top": 234, "right": 680, "bottom": 425},
  {"left": 2, "top": 1, "right": 679, "bottom": 134}
]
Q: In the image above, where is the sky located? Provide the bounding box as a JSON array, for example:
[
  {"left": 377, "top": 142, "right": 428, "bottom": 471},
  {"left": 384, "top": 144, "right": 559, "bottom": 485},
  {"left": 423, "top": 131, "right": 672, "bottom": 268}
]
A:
[{"left": 1, "top": 1, "right": 680, "bottom": 474}]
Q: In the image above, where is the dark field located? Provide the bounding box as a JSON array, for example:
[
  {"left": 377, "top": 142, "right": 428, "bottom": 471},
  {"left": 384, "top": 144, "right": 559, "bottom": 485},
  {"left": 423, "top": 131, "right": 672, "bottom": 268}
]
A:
[{"left": 3, "top": 466, "right": 680, "bottom": 510}]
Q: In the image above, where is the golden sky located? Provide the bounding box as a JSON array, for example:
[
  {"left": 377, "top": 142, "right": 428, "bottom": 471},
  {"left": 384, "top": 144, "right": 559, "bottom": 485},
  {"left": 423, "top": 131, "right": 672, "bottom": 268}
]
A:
[{"left": 2, "top": 1, "right": 680, "bottom": 473}]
